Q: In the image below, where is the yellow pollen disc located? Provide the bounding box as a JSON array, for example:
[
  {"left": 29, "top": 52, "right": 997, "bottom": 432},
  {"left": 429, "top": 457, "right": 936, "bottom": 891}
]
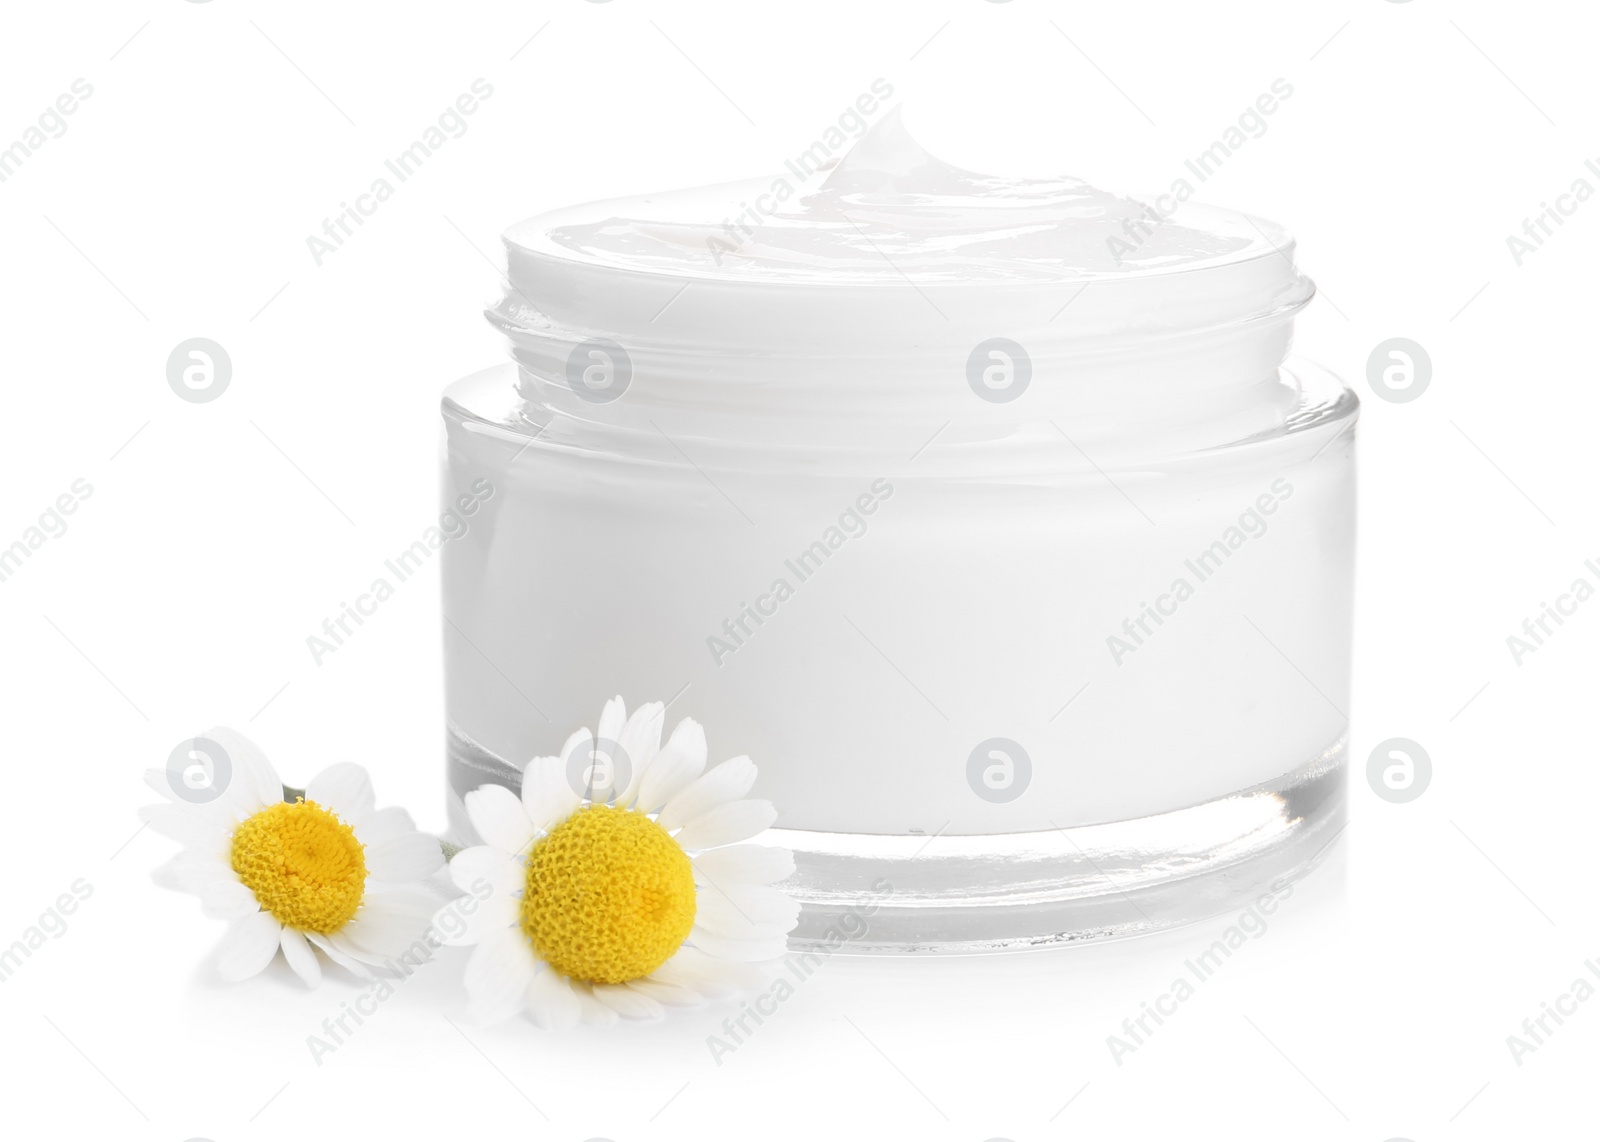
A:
[
  {"left": 230, "top": 800, "right": 366, "bottom": 934},
  {"left": 520, "top": 804, "right": 697, "bottom": 985}
]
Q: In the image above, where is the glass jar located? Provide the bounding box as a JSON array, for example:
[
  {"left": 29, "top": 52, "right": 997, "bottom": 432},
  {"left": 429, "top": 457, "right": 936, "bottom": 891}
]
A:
[{"left": 440, "top": 115, "right": 1356, "bottom": 950}]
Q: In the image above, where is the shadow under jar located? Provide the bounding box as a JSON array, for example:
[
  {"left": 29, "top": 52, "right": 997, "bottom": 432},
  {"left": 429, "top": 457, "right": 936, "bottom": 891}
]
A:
[{"left": 440, "top": 118, "right": 1357, "bottom": 952}]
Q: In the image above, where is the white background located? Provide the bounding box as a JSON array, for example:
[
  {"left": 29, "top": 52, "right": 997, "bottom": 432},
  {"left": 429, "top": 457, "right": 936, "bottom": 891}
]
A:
[{"left": 2, "top": 1, "right": 1596, "bottom": 1138}]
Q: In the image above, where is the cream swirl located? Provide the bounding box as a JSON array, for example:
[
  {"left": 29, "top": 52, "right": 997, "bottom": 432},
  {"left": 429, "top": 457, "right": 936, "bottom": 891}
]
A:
[{"left": 484, "top": 109, "right": 1332, "bottom": 471}]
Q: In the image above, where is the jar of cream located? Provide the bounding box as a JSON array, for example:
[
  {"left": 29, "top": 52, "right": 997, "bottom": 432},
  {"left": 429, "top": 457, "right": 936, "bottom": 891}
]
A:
[{"left": 440, "top": 111, "right": 1357, "bottom": 951}]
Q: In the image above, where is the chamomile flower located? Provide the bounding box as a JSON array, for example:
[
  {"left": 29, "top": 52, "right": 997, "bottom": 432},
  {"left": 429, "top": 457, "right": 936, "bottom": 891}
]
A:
[
  {"left": 142, "top": 727, "right": 444, "bottom": 987},
  {"left": 438, "top": 697, "right": 799, "bottom": 1028}
]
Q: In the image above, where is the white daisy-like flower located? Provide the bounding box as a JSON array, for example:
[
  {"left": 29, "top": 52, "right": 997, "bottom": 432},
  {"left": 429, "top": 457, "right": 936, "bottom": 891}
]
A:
[
  {"left": 142, "top": 727, "right": 444, "bottom": 987},
  {"left": 438, "top": 697, "right": 798, "bottom": 1028}
]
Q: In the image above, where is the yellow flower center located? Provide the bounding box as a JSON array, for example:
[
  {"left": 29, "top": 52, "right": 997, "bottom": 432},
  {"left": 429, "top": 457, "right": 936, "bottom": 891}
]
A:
[
  {"left": 230, "top": 800, "right": 366, "bottom": 934},
  {"left": 520, "top": 804, "right": 697, "bottom": 985}
]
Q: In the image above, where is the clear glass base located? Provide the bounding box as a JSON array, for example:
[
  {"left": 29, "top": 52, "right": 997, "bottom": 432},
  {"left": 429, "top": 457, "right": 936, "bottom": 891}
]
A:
[
  {"left": 446, "top": 728, "right": 1345, "bottom": 953},
  {"left": 778, "top": 739, "right": 1344, "bottom": 952}
]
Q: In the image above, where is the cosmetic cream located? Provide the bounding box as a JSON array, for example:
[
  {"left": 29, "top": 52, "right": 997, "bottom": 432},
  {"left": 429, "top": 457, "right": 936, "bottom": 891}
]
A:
[{"left": 441, "top": 111, "right": 1356, "bottom": 950}]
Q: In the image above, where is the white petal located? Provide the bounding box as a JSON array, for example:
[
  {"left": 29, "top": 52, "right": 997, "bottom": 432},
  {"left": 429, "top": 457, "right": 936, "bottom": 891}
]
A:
[
  {"left": 433, "top": 889, "right": 519, "bottom": 947},
  {"left": 665, "top": 716, "right": 707, "bottom": 763},
  {"left": 144, "top": 757, "right": 256, "bottom": 815},
  {"left": 570, "top": 984, "right": 621, "bottom": 1027},
  {"left": 142, "top": 767, "right": 173, "bottom": 801},
  {"left": 526, "top": 967, "right": 582, "bottom": 1031},
  {"left": 139, "top": 803, "right": 232, "bottom": 852},
  {"left": 616, "top": 702, "right": 665, "bottom": 805},
  {"left": 693, "top": 844, "right": 795, "bottom": 886},
  {"left": 305, "top": 762, "right": 375, "bottom": 823},
  {"left": 658, "top": 756, "right": 757, "bottom": 832},
  {"left": 634, "top": 719, "right": 707, "bottom": 814},
  {"left": 556, "top": 728, "right": 596, "bottom": 799},
  {"left": 673, "top": 800, "right": 777, "bottom": 851},
  {"left": 464, "top": 926, "right": 537, "bottom": 1025},
  {"left": 590, "top": 983, "right": 664, "bottom": 1021},
  {"left": 464, "top": 784, "right": 535, "bottom": 855},
  {"left": 561, "top": 727, "right": 595, "bottom": 761},
  {"left": 338, "top": 886, "right": 435, "bottom": 961},
  {"left": 694, "top": 885, "right": 801, "bottom": 939},
  {"left": 153, "top": 851, "right": 256, "bottom": 920},
  {"left": 365, "top": 832, "right": 445, "bottom": 882},
  {"left": 197, "top": 879, "right": 260, "bottom": 922},
  {"left": 519, "top": 756, "right": 579, "bottom": 834},
  {"left": 279, "top": 927, "right": 322, "bottom": 988},
  {"left": 690, "top": 927, "right": 790, "bottom": 963},
  {"left": 596, "top": 696, "right": 626, "bottom": 747},
  {"left": 217, "top": 912, "right": 282, "bottom": 981},
  {"left": 652, "top": 945, "right": 764, "bottom": 996},
  {"left": 306, "top": 932, "right": 371, "bottom": 977},
  {"left": 448, "top": 846, "right": 524, "bottom": 897},
  {"left": 147, "top": 726, "right": 277, "bottom": 817},
  {"left": 201, "top": 726, "right": 284, "bottom": 811},
  {"left": 627, "top": 977, "right": 705, "bottom": 1007},
  {"left": 353, "top": 805, "right": 417, "bottom": 847},
  {"left": 150, "top": 851, "right": 200, "bottom": 892}
]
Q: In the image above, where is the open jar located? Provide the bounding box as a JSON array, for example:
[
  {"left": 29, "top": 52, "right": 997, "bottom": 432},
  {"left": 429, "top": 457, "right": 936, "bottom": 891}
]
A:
[{"left": 440, "top": 112, "right": 1356, "bottom": 951}]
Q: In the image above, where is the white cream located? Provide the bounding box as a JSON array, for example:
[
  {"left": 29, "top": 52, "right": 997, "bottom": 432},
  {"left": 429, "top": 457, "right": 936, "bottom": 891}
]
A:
[
  {"left": 440, "top": 112, "right": 1356, "bottom": 945},
  {"left": 523, "top": 108, "right": 1274, "bottom": 282}
]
